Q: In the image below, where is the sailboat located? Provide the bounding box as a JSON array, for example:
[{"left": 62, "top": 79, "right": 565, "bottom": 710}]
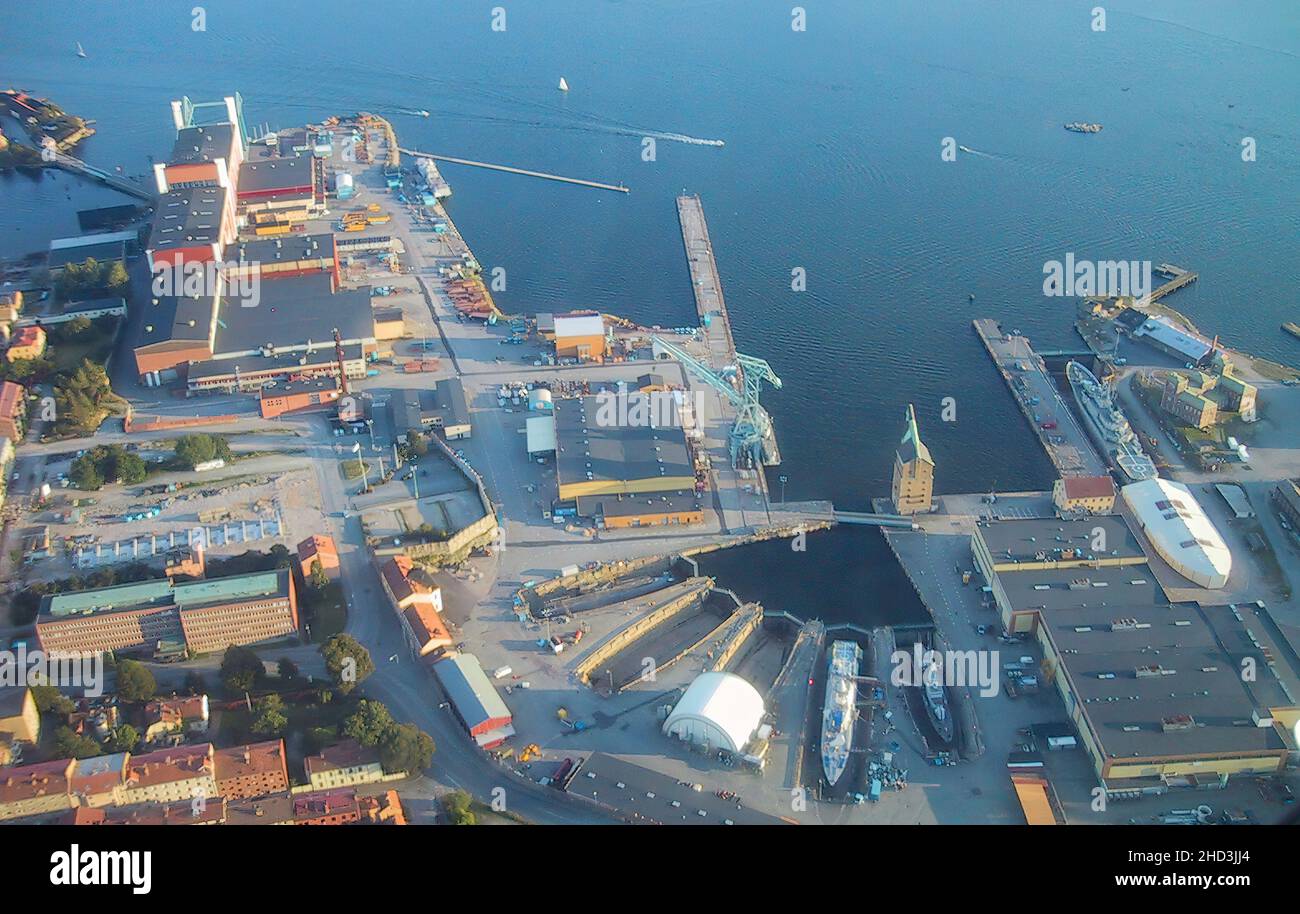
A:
[
  {"left": 75, "top": 42, "right": 87, "bottom": 58},
  {"left": 558, "top": 77, "right": 569, "bottom": 92}
]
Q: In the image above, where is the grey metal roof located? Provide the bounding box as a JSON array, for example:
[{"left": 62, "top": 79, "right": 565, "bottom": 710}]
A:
[
  {"left": 433, "top": 653, "right": 510, "bottom": 728},
  {"left": 149, "top": 185, "right": 229, "bottom": 251},
  {"left": 979, "top": 516, "right": 1145, "bottom": 565},
  {"left": 170, "top": 123, "right": 237, "bottom": 166},
  {"left": 554, "top": 396, "right": 694, "bottom": 490},
  {"left": 212, "top": 273, "right": 373, "bottom": 356}
]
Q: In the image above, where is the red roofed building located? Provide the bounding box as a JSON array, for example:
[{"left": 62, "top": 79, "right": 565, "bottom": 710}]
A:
[
  {"left": 0, "top": 380, "right": 26, "bottom": 441},
  {"left": 123, "top": 743, "right": 216, "bottom": 805},
  {"left": 1053, "top": 475, "right": 1117, "bottom": 515},
  {"left": 378, "top": 555, "right": 451, "bottom": 659},
  {"left": 298, "top": 534, "right": 340, "bottom": 581},
  {"left": 0, "top": 758, "right": 75, "bottom": 821},
  {"left": 379, "top": 555, "right": 442, "bottom": 612},
  {"left": 5, "top": 325, "right": 46, "bottom": 363},
  {"left": 214, "top": 739, "right": 290, "bottom": 800},
  {"left": 292, "top": 787, "right": 364, "bottom": 825},
  {"left": 303, "top": 739, "right": 386, "bottom": 791}
]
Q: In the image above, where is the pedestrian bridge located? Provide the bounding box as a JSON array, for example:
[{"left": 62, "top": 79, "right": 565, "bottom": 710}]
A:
[{"left": 832, "top": 511, "right": 916, "bottom": 529}]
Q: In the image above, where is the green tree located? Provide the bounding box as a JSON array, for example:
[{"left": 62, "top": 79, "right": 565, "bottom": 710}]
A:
[
  {"left": 53, "top": 726, "right": 102, "bottom": 759},
  {"left": 55, "top": 360, "right": 120, "bottom": 436},
  {"left": 63, "top": 315, "right": 93, "bottom": 336},
  {"left": 106, "top": 262, "right": 128, "bottom": 289},
  {"left": 321, "top": 634, "right": 373, "bottom": 694},
  {"left": 309, "top": 559, "right": 329, "bottom": 591},
  {"left": 251, "top": 694, "right": 288, "bottom": 736},
  {"left": 105, "top": 724, "right": 140, "bottom": 753},
  {"left": 173, "top": 433, "right": 231, "bottom": 469},
  {"left": 342, "top": 699, "right": 395, "bottom": 747},
  {"left": 277, "top": 656, "right": 299, "bottom": 681},
  {"left": 114, "top": 659, "right": 156, "bottom": 702},
  {"left": 220, "top": 644, "right": 263, "bottom": 694},
  {"left": 30, "top": 684, "right": 75, "bottom": 716},
  {"left": 379, "top": 722, "right": 435, "bottom": 775},
  {"left": 69, "top": 452, "right": 104, "bottom": 490},
  {"left": 441, "top": 790, "right": 476, "bottom": 826}
]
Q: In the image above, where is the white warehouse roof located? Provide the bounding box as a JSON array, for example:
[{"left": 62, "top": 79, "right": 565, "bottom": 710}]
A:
[
  {"left": 1122, "top": 478, "right": 1232, "bottom": 589},
  {"left": 663, "top": 672, "right": 764, "bottom": 754},
  {"left": 1134, "top": 317, "right": 1212, "bottom": 362},
  {"left": 553, "top": 313, "right": 605, "bottom": 338}
]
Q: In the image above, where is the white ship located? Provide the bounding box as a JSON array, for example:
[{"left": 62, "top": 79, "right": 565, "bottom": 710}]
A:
[
  {"left": 558, "top": 77, "right": 570, "bottom": 92},
  {"left": 821, "top": 640, "right": 861, "bottom": 787},
  {"left": 1067, "top": 360, "right": 1158, "bottom": 483},
  {"left": 922, "top": 655, "right": 954, "bottom": 743}
]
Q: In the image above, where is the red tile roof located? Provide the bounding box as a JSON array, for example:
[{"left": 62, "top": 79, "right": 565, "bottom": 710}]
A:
[
  {"left": 0, "top": 759, "right": 74, "bottom": 804},
  {"left": 125, "top": 743, "right": 214, "bottom": 789},
  {"left": 303, "top": 738, "right": 380, "bottom": 777},
  {"left": 0, "top": 381, "right": 24, "bottom": 419},
  {"left": 381, "top": 555, "right": 432, "bottom": 605},
  {"left": 1062, "top": 475, "right": 1116, "bottom": 499},
  {"left": 213, "top": 739, "right": 288, "bottom": 783}
]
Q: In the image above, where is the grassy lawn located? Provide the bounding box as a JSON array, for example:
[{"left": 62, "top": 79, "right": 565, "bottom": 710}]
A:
[{"left": 50, "top": 317, "right": 120, "bottom": 374}]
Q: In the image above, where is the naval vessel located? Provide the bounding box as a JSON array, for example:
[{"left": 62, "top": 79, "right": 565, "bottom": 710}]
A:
[{"left": 1067, "top": 361, "right": 1158, "bottom": 483}]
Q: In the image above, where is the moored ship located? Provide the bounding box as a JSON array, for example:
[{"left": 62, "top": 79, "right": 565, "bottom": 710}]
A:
[
  {"left": 1067, "top": 360, "right": 1157, "bottom": 482},
  {"left": 821, "top": 640, "right": 861, "bottom": 787},
  {"left": 922, "top": 654, "right": 955, "bottom": 743},
  {"left": 1064, "top": 122, "right": 1103, "bottom": 133}
]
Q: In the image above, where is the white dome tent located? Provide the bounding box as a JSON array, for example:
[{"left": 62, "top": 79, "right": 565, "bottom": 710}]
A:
[{"left": 662, "top": 672, "right": 765, "bottom": 753}]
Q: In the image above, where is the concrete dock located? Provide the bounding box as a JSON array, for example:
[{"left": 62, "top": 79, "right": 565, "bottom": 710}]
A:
[
  {"left": 972, "top": 318, "right": 1109, "bottom": 478},
  {"left": 677, "top": 193, "right": 735, "bottom": 370}
]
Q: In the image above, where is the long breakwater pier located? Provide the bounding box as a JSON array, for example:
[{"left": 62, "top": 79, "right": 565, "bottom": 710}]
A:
[
  {"left": 1143, "top": 263, "right": 1198, "bottom": 306},
  {"left": 398, "top": 148, "right": 628, "bottom": 193},
  {"left": 677, "top": 194, "right": 736, "bottom": 371},
  {"left": 973, "top": 318, "right": 1109, "bottom": 478}
]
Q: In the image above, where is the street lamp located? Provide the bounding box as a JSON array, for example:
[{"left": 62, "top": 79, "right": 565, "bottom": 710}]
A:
[{"left": 779, "top": 475, "right": 788, "bottom": 504}]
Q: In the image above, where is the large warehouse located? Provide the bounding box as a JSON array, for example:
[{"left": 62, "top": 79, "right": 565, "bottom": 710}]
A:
[
  {"left": 553, "top": 394, "right": 698, "bottom": 515},
  {"left": 971, "top": 515, "right": 1293, "bottom": 795},
  {"left": 663, "top": 672, "right": 765, "bottom": 754},
  {"left": 134, "top": 272, "right": 377, "bottom": 383},
  {"left": 1120, "top": 478, "right": 1232, "bottom": 589}
]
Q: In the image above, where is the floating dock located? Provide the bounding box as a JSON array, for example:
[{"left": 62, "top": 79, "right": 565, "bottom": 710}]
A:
[{"left": 972, "top": 318, "right": 1109, "bottom": 478}]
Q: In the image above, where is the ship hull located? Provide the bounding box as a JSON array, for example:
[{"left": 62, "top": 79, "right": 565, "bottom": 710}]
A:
[
  {"left": 1067, "top": 361, "right": 1157, "bottom": 483},
  {"left": 821, "top": 641, "right": 860, "bottom": 787}
]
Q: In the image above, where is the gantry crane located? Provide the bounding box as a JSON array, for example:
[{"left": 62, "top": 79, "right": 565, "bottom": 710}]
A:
[{"left": 651, "top": 336, "right": 782, "bottom": 468}]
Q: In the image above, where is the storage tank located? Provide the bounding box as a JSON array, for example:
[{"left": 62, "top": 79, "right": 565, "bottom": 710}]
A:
[{"left": 528, "top": 388, "right": 553, "bottom": 411}]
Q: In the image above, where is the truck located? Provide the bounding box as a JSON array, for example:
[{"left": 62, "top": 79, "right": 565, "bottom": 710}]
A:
[{"left": 193, "top": 459, "right": 226, "bottom": 473}]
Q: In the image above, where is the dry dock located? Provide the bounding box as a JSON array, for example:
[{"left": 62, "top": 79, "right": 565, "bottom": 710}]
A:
[{"left": 973, "top": 318, "right": 1109, "bottom": 478}]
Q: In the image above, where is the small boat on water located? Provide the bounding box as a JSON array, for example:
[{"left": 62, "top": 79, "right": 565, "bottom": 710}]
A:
[
  {"left": 558, "top": 77, "right": 570, "bottom": 92},
  {"left": 1282, "top": 321, "right": 1300, "bottom": 341},
  {"left": 1064, "top": 122, "right": 1102, "bottom": 133},
  {"left": 75, "top": 42, "right": 87, "bottom": 58}
]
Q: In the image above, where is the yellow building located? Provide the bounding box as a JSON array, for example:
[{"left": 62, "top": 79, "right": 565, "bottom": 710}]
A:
[
  {"left": 1052, "top": 475, "right": 1116, "bottom": 514},
  {"left": 0, "top": 686, "right": 40, "bottom": 744},
  {"left": 5, "top": 325, "right": 46, "bottom": 363},
  {"left": 302, "top": 739, "right": 388, "bottom": 791},
  {"left": 552, "top": 312, "right": 607, "bottom": 361},
  {"left": 891, "top": 403, "right": 933, "bottom": 514}
]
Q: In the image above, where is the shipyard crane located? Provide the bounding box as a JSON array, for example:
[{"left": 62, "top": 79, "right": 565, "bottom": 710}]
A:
[{"left": 651, "top": 336, "right": 782, "bottom": 468}]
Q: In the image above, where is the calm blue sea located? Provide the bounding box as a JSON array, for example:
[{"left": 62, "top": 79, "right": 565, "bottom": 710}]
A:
[{"left": 2, "top": 0, "right": 1297, "bottom": 510}]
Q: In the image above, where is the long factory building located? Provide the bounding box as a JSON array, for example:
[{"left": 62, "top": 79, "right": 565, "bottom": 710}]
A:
[
  {"left": 134, "top": 95, "right": 382, "bottom": 388},
  {"left": 35, "top": 569, "right": 299, "bottom": 657},
  {"left": 972, "top": 514, "right": 1296, "bottom": 796}
]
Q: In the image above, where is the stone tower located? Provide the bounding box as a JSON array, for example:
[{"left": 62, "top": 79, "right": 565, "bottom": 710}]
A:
[{"left": 891, "top": 403, "right": 934, "bottom": 515}]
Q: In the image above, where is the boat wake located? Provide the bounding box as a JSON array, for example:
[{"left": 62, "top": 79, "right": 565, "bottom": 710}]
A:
[{"left": 958, "top": 144, "right": 1001, "bottom": 159}]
